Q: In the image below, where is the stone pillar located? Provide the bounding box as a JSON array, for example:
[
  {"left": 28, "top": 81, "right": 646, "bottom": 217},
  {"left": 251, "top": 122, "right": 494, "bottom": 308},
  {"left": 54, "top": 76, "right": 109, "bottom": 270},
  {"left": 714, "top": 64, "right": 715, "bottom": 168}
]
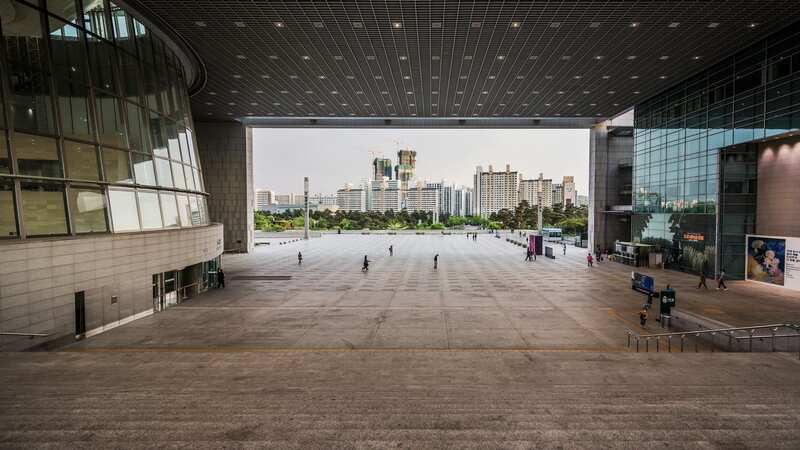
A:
[
  {"left": 589, "top": 121, "right": 633, "bottom": 253},
  {"left": 588, "top": 122, "right": 607, "bottom": 254},
  {"left": 195, "top": 122, "right": 253, "bottom": 253}
]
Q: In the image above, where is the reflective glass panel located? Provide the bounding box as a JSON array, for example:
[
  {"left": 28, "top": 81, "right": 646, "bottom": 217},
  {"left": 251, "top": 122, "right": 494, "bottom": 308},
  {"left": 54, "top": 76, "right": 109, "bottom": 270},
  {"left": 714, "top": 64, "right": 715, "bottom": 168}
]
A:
[
  {"left": 193, "top": 168, "right": 203, "bottom": 191},
  {"left": 132, "top": 152, "right": 156, "bottom": 185},
  {"left": 54, "top": 81, "right": 93, "bottom": 142},
  {"left": 178, "top": 130, "right": 191, "bottom": 164},
  {"left": 137, "top": 190, "right": 162, "bottom": 230},
  {"left": 102, "top": 147, "right": 133, "bottom": 183},
  {"left": 9, "top": 67, "right": 56, "bottom": 135},
  {"left": 184, "top": 164, "right": 195, "bottom": 191},
  {"left": 154, "top": 157, "right": 173, "bottom": 187},
  {"left": 125, "top": 102, "right": 147, "bottom": 152},
  {"left": 119, "top": 52, "right": 141, "bottom": 104},
  {"left": 68, "top": 186, "right": 108, "bottom": 233},
  {"left": 171, "top": 161, "right": 185, "bottom": 189},
  {"left": 149, "top": 113, "right": 168, "bottom": 157},
  {"left": 159, "top": 192, "right": 179, "bottom": 227},
  {"left": 4, "top": 2, "right": 49, "bottom": 70},
  {"left": 189, "top": 195, "right": 200, "bottom": 225},
  {"left": 198, "top": 196, "right": 208, "bottom": 225},
  {"left": 176, "top": 193, "right": 190, "bottom": 227},
  {"left": 47, "top": 0, "right": 81, "bottom": 24},
  {"left": 20, "top": 182, "right": 68, "bottom": 236},
  {"left": 64, "top": 140, "right": 100, "bottom": 180},
  {"left": 95, "top": 95, "right": 128, "bottom": 147},
  {"left": 108, "top": 187, "right": 139, "bottom": 231},
  {"left": 87, "top": 39, "right": 119, "bottom": 94},
  {"left": 0, "top": 131, "right": 10, "bottom": 174},
  {"left": 83, "top": 0, "right": 110, "bottom": 39},
  {"left": 0, "top": 183, "right": 18, "bottom": 237},
  {"left": 111, "top": 3, "right": 131, "bottom": 41},
  {"left": 14, "top": 133, "right": 62, "bottom": 178}
]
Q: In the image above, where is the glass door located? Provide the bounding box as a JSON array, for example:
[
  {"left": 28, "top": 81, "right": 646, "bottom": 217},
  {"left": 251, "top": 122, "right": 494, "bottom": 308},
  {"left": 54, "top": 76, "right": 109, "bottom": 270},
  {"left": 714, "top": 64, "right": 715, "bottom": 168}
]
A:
[{"left": 164, "top": 271, "right": 178, "bottom": 307}]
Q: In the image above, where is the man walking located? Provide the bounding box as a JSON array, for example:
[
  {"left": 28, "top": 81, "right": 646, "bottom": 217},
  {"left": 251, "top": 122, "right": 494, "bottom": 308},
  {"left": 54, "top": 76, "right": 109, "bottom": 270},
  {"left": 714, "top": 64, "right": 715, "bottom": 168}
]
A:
[
  {"left": 562, "top": 242, "right": 567, "bottom": 255},
  {"left": 525, "top": 248, "right": 533, "bottom": 262},
  {"left": 297, "top": 251, "right": 303, "bottom": 265},
  {"left": 389, "top": 245, "right": 393, "bottom": 256},
  {"left": 362, "top": 255, "right": 370, "bottom": 272},
  {"left": 717, "top": 269, "right": 728, "bottom": 291},
  {"left": 434, "top": 254, "right": 439, "bottom": 270},
  {"left": 217, "top": 268, "right": 225, "bottom": 288},
  {"left": 698, "top": 271, "right": 708, "bottom": 289}
]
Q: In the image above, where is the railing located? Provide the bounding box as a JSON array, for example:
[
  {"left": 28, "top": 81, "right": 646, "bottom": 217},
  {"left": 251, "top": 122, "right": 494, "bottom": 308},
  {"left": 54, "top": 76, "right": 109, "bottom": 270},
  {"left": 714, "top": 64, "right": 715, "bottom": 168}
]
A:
[
  {"left": 626, "top": 323, "right": 800, "bottom": 359},
  {"left": 0, "top": 332, "right": 50, "bottom": 338}
]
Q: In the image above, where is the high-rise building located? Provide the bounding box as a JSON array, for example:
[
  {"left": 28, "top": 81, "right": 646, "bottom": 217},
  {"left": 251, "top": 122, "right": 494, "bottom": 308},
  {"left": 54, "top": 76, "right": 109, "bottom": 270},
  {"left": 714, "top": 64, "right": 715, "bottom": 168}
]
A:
[
  {"left": 310, "top": 193, "right": 337, "bottom": 207},
  {"left": 473, "top": 165, "right": 520, "bottom": 217},
  {"left": 519, "top": 173, "right": 553, "bottom": 208},
  {"left": 463, "top": 189, "right": 474, "bottom": 217},
  {"left": 406, "top": 183, "right": 440, "bottom": 222},
  {"left": 372, "top": 157, "right": 393, "bottom": 180},
  {"left": 369, "top": 188, "right": 402, "bottom": 212},
  {"left": 336, "top": 186, "right": 367, "bottom": 212},
  {"left": 394, "top": 149, "right": 417, "bottom": 188},
  {"left": 425, "top": 180, "right": 454, "bottom": 216},
  {"left": 577, "top": 194, "right": 589, "bottom": 207},
  {"left": 553, "top": 184, "right": 564, "bottom": 206},
  {"left": 562, "top": 176, "right": 577, "bottom": 206},
  {"left": 255, "top": 189, "right": 275, "bottom": 211}
]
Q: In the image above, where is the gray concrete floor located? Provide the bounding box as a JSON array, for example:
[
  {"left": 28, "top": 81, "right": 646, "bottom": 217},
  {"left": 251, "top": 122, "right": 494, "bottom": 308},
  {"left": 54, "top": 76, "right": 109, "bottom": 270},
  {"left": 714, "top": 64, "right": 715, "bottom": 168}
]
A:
[{"left": 66, "top": 234, "right": 800, "bottom": 351}]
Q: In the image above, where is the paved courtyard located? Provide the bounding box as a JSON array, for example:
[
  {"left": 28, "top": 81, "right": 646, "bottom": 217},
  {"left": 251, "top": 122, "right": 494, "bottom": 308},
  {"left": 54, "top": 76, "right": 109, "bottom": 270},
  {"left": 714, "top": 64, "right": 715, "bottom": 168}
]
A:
[{"left": 67, "top": 233, "right": 800, "bottom": 351}]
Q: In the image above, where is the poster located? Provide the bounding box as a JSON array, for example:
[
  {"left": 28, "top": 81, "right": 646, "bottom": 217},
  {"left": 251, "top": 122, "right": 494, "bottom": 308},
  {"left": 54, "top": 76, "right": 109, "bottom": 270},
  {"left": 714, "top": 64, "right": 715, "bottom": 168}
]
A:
[{"left": 746, "top": 235, "right": 800, "bottom": 291}]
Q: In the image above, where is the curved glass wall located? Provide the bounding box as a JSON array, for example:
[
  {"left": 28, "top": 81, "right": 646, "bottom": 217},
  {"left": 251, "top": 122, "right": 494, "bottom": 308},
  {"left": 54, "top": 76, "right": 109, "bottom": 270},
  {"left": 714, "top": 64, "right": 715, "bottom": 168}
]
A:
[
  {"left": 0, "top": 0, "right": 208, "bottom": 239},
  {"left": 632, "top": 21, "right": 800, "bottom": 275}
]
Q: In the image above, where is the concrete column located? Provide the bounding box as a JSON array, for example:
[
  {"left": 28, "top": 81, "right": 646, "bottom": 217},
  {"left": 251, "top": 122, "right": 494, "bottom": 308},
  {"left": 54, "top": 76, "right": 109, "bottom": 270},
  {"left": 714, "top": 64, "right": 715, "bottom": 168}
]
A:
[
  {"left": 588, "top": 122, "right": 609, "bottom": 253},
  {"left": 195, "top": 122, "right": 254, "bottom": 253}
]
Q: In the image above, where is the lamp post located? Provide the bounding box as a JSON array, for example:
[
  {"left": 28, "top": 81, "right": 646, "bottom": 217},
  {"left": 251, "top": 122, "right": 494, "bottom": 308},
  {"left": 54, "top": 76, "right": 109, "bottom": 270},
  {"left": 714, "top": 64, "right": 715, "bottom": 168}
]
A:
[{"left": 303, "top": 177, "right": 310, "bottom": 240}]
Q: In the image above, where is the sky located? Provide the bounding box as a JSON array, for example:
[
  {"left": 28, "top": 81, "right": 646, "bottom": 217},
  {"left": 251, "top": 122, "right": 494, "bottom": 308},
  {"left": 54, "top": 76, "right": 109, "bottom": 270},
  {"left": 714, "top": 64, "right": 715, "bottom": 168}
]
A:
[{"left": 252, "top": 128, "right": 591, "bottom": 196}]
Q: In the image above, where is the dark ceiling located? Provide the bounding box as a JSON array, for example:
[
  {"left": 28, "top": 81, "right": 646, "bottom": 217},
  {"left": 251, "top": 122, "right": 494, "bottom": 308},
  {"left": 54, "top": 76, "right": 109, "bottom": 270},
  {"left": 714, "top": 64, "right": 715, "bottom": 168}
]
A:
[{"left": 134, "top": 0, "right": 799, "bottom": 125}]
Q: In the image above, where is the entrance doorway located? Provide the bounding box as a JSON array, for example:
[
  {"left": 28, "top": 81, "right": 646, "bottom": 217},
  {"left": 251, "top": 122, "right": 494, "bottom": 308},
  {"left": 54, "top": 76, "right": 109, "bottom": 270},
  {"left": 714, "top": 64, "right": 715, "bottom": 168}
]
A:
[
  {"left": 74, "top": 291, "right": 86, "bottom": 337},
  {"left": 152, "top": 272, "right": 180, "bottom": 312}
]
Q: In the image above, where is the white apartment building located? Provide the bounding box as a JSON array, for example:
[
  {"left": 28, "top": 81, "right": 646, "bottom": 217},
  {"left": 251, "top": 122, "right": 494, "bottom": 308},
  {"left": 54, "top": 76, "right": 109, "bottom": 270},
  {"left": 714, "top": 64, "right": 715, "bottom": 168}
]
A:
[
  {"left": 577, "top": 194, "right": 589, "bottom": 207},
  {"left": 369, "top": 188, "right": 402, "bottom": 212},
  {"left": 406, "top": 185, "right": 440, "bottom": 222},
  {"left": 310, "top": 193, "right": 337, "bottom": 206},
  {"left": 473, "top": 164, "right": 520, "bottom": 217},
  {"left": 553, "top": 183, "right": 563, "bottom": 205},
  {"left": 255, "top": 189, "right": 275, "bottom": 211},
  {"left": 336, "top": 187, "right": 367, "bottom": 212},
  {"left": 562, "top": 176, "right": 577, "bottom": 206},
  {"left": 519, "top": 173, "right": 553, "bottom": 208}
]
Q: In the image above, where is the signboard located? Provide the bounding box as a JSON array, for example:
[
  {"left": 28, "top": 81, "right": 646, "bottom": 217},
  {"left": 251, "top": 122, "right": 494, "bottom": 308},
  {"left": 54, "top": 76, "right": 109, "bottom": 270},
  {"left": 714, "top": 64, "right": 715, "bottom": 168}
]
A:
[
  {"left": 631, "top": 272, "right": 655, "bottom": 294},
  {"left": 745, "top": 235, "right": 800, "bottom": 291},
  {"left": 682, "top": 232, "right": 704, "bottom": 242}
]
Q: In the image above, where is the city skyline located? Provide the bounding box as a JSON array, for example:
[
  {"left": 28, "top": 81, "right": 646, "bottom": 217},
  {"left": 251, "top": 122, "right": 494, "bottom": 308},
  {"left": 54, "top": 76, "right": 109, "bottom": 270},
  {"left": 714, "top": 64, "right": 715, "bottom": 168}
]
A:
[{"left": 252, "top": 128, "right": 590, "bottom": 195}]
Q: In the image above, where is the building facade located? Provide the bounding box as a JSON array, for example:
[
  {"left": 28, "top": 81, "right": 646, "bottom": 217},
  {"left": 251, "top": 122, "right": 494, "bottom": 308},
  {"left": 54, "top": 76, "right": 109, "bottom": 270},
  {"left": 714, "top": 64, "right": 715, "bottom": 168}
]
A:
[
  {"left": 552, "top": 184, "right": 564, "bottom": 206},
  {"left": 562, "top": 176, "right": 577, "bottom": 206},
  {"left": 372, "top": 157, "right": 393, "bottom": 180},
  {"left": 474, "top": 165, "right": 520, "bottom": 217},
  {"left": 0, "top": 0, "right": 222, "bottom": 350},
  {"left": 632, "top": 21, "right": 800, "bottom": 278},
  {"left": 405, "top": 185, "right": 439, "bottom": 222},
  {"left": 336, "top": 187, "right": 366, "bottom": 212},
  {"left": 519, "top": 173, "right": 553, "bottom": 208},
  {"left": 394, "top": 149, "right": 416, "bottom": 188},
  {"left": 369, "top": 188, "right": 402, "bottom": 212},
  {"left": 255, "top": 189, "right": 275, "bottom": 211}
]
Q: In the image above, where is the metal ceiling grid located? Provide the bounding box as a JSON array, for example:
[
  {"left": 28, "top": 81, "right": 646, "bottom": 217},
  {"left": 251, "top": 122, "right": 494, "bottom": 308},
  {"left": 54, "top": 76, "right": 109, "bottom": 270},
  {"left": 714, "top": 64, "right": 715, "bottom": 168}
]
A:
[{"left": 133, "top": 0, "right": 799, "bottom": 124}]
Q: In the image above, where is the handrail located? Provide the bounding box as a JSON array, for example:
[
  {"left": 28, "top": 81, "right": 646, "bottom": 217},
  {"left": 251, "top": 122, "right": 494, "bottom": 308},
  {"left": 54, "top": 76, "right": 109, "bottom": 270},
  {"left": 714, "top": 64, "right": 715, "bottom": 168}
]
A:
[
  {"left": 625, "top": 323, "right": 800, "bottom": 359},
  {"left": 0, "top": 332, "right": 50, "bottom": 338}
]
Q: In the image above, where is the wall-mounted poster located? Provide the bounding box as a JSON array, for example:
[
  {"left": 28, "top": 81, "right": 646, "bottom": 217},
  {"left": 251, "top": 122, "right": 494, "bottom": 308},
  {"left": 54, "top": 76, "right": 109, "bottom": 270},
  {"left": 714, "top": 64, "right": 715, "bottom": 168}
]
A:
[{"left": 746, "top": 235, "right": 800, "bottom": 291}]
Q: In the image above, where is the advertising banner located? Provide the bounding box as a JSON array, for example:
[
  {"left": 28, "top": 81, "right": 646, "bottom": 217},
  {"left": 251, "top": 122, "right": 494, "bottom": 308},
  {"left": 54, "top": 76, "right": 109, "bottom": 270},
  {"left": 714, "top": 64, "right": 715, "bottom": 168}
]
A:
[{"left": 745, "top": 235, "right": 800, "bottom": 291}]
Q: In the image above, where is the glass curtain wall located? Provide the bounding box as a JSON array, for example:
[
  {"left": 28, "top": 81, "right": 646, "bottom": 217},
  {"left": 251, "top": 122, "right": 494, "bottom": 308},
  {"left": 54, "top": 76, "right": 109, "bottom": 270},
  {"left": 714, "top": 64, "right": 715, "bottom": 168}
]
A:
[
  {"left": 0, "top": 0, "right": 208, "bottom": 239},
  {"left": 633, "top": 21, "right": 800, "bottom": 276}
]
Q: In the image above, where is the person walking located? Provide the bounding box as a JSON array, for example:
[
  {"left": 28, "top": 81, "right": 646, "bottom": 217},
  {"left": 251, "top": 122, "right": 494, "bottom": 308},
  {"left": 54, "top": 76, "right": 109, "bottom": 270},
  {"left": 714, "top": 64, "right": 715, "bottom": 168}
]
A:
[
  {"left": 697, "top": 271, "right": 708, "bottom": 289},
  {"left": 717, "top": 269, "right": 728, "bottom": 291},
  {"left": 525, "top": 248, "right": 533, "bottom": 262},
  {"left": 217, "top": 268, "right": 225, "bottom": 288},
  {"left": 639, "top": 308, "right": 648, "bottom": 327},
  {"left": 297, "top": 251, "right": 303, "bottom": 265},
  {"left": 434, "top": 254, "right": 439, "bottom": 270},
  {"left": 389, "top": 245, "right": 393, "bottom": 256},
  {"left": 562, "top": 242, "right": 567, "bottom": 255},
  {"left": 362, "top": 255, "right": 370, "bottom": 272},
  {"left": 587, "top": 253, "right": 594, "bottom": 267}
]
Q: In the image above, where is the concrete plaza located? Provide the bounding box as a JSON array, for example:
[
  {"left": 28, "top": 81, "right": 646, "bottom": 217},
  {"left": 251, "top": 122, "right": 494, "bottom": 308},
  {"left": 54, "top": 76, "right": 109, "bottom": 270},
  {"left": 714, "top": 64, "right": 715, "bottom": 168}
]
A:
[{"left": 67, "top": 233, "right": 800, "bottom": 351}]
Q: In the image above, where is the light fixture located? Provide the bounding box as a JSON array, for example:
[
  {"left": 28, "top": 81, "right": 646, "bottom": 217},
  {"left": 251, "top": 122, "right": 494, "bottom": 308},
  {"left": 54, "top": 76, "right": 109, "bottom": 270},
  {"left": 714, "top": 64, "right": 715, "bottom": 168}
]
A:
[
  {"left": 280, "top": 90, "right": 289, "bottom": 94},
  {"left": 594, "top": 55, "right": 604, "bottom": 60},
  {"left": 707, "top": 22, "right": 720, "bottom": 28},
  {"left": 432, "top": 55, "right": 440, "bottom": 60},
  {"left": 334, "top": 55, "right": 344, "bottom": 60},
  {"left": 471, "top": 22, "right": 481, "bottom": 28},
  {"left": 232, "top": 74, "right": 242, "bottom": 79},
  {"left": 406, "top": 91, "right": 413, "bottom": 95},
  {"left": 268, "top": 55, "right": 278, "bottom": 60},
  {"left": 392, "top": 22, "right": 402, "bottom": 29},
  {"left": 630, "top": 22, "right": 640, "bottom": 28},
  {"left": 432, "top": 75, "right": 439, "bottom": 79},
  {"left": 352, "top": 22, "right": 363, "bottom": 28},
  {"left": 748, "top": 23, "right": 758, "bottom": 28},
  {"left": 659, "top": 55, "right": 670, "bottom": 60},
  {"left": 630, "top": 75, "right": 639, "bottom": 79},
  {"left": 313, "top": 22, "right": 324, "bottom": 28},
  {"left": 234, "top": 21, "right": 246, "bottom": 27},
  {"left": 550, "top": 22, "right": 561, "bottom": 28},
  {"left": 194, "top": 21, "right": 206, "bottom": 27},
  {"left": 261, "top": 74, "right": 270, "bottom": 79},
  {"left": 432, "top": 22, "right": 442, "bottom": 28},
  {"left": 582, "top": 90, "right": 590, "bottom": 94},
  {"left": 317, "top": 75, "right": 326, "bottom": 79},
  {"left": 229, "top": 90, "right": 238, "bottom": 94},
  {"left": 608, "top": 91, "right": 615, "bottom": 94},
  {"left": 659, "top": 75, "right": 668, "bottom": 79},
  {"left": 302, "top": 55, "right": 311, "bottom": 60},
  {"left": 403, "top": 75, "right": 411, "bottom": 80},
  {"left": 374, "top": 75, "right": 383, "bottom": 79},
  {"left": 488, "top": 75, "right": 496, "bottom": 79},
  {"left": 274, "top": 22, "right": 285, "bottom": 28},
  {"left": 561, "top": 55, "right": 571, "bottom": 60},
  {"left": 602, "top": 75, "right": 611, "bottom": 79},
  {"left": 497, "top": 55, "right": 505, "bottom": 60},
  {"left": 516, "top": 75, "right": 525, "bottom": 79},
  {"left": 668, "top": 22, "right": 680, "bottom": 28},
  {"left": 692, "top": 56, "right": 702, "bottom": 60},
  {"left": 574, "top": 75, "right": 582, "bottom": 79},
  {"left": 557, "top": 91, "right": 565, "bottom": 95},
  {"left": 627, "top": 55, "right": 637, "bottom": 60},
  {"left": 482, "top": 91, "right": 488, "bottom": 95},
  {"left": 511, "top": 21, "right": 521, "bottom": 28},
  {"left": 589, "top": 22, "right": 601, "bottom": 28},
  {"left": 208, "top": 91, "right": 216, "bottom": 95},
  {"left": 399, "top": 55, "right": 408, "bottom": 60}
]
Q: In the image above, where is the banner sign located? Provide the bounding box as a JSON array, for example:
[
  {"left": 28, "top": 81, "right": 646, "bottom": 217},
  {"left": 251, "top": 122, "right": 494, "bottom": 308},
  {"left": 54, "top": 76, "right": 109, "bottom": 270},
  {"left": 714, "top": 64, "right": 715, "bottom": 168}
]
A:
[{"left": 745, "top": 235, "right": 800, "bottom": 291}]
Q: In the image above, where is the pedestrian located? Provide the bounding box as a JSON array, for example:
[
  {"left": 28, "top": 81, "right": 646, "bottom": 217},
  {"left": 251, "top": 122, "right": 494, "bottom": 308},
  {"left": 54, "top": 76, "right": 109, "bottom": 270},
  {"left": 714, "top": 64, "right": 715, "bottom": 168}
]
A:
[
  {"left": 587, "top": 253, "right": 593, "bottom": 267},
  {"left": 217, "top": 268, "right": 225, "bottom": 288},
  {"left": 595, "top": 246, "right": 602, "bottom": 262},
  {"left": 525, "top": 248, "right": 533, "bottom": 262},
  {"left": 639, "top": 308, "right": 648, "bottom": 327},
  {"left": 697, "top": 271, "right": 708, "bottom": 289},
  {"left": 434, "top": 254, "right": 439, "bottom": 270},
  {"left": 362, "top": 255, "right": 370, "bottom": 272},
  {"left": 562, "top": 242, "right": 566, "bottom": 255},
  {"left": 717, "top": 269, "right": 728, "bottom": 291},
  {"left": 389, "top": 245, "right": 393, "bottom": 256},
  {"left": 297, "top": 251, "right": 303, "bottom": 265}
]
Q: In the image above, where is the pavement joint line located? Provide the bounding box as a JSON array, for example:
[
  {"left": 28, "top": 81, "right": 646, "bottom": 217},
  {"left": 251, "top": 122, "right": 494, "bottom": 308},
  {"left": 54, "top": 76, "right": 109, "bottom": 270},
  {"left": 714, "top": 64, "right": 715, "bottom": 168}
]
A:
[{"left": 62, "top": 347, "right": 631, "bottom": 353}]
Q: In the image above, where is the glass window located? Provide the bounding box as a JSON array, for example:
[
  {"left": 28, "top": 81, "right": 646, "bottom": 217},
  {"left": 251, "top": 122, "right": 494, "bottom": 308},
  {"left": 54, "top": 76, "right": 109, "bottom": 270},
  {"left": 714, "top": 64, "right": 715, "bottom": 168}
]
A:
[
  {"left": 0, "top": 131, "right": 10, "bottom": 174},
  {"left": 176, "top": 193, "right": 190, "bottom": 226},
  {"left": 47, "top": 0, "right": 81, "bottom": 24},
  {"left": 164, "top": 119, "right": 181, "bottom": 160},
  {"left": 159, "top": 192, "right": 179, "bottom": 228},
  {"left": 102, "top": 148, "right": 133, "bottom": 183},
  {"left": 198, "top": 196, "right": 209, "bottom": 225},
  {"left": 178, "top": 130, "right": 192, "bottom": 164},
  {"left": 87, "top": 39, "right": 119, "bottom": 95},
  {"left": 108, "top": 188, "right": 140, "bottom": 231},
  {"left": 171, "top": 161, "right": 186, "bottom": 189},
  {"left": 185, "top": 128, "right": 197, "bottom": 167},
  {"left": 125, "top": 102, "right": 147, "bottom": 152},
  {"left": 55, "top": 80, "right": 94, "bottom": 142},
  {"left": 189, "top": 195, "right": 201, "bottom": 225},
  {"left": 64, "top": 140, "right": 100, "bottom": 180},
  {"left": 14, "top": 133, "right": 62, "bottom": 178},
  {"left": 9, "top": 67, "right": 56, "bottom": 136},
  {"left": 132, "top": 152, "right": 157, "bottom": 185},
  {"left": 137, "top": 190, "right": 162, "bottom": 230},
  {"left": 119, "top": 53, "right": 141, "bottom": 104},
  {"left": 68, "top": 186, "right": 108, "bottom": 233},
  {"left": 4, "top": 2, "right": 49, "bottom": 70},
  {"left": 49, "top": 17, "right": 88, "bottom": 84},
  {"left": 95, "top": 95, "right": 128, "bottom": 148},
  {"left": 193, "top": 168, "right": 204, "bottom": 191},
  {"left": 83, "top": 0, "right": 110, "bottom": 39},
  {"left": 111, "top": 3, "right": 131, "bottom": 43},
  {"left": 184, "top": 164, "right": 196, "bottom": 191},
  {"left": 0, "top": 183, "right": 19, "bottom": 237},
  {"left": 149, "top": 113, "right": 168, "bottom": 157},
  {"left": 154, "top": 157, "right": 173, "bottom": 187},
  {"left": 20, "top": 182, "right": 68, "bottom": 236}
]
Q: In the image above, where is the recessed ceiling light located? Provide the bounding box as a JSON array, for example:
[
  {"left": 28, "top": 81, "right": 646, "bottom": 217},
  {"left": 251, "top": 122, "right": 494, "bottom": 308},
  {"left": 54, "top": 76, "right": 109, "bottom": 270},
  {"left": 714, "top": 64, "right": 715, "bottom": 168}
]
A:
[
  {"left": 409, "top": 103, "right": 415, "bottom": 107},
  {"left": 432, "top": 75, "right": 439, "bottom": 80},
  {"left": 544, "top": 103, "right": 551, "bottom": 106},
  {"left": 260, "top": 75, "right": 270, "bottom": 79},
  {"left": 464, "top": 55, "right": 473, "bottom": 60},
  {"left": 346, "top": 75, "right": 355, "bottom": 80},
  {"left": 668, "top": 22, "right": 680, "bottom": 28},
  {"left": 528, "top": 55, "right": 539, "bottom": 60},
  {"left": 305, "top": 90, "right": 313, "bottom": 94},
  {"left": 633, "top": 91, "right": 640, "bottom": 94},
  {"left": 613, "top": 103, "right": 619, "bottom": 106},
  {"left": 482, "top": 91, "right": 488, "bottom": 95},
  {"left": 295, "top": 102, "right": 303, "bottom": 106},
  {"left": 608, "top": 91, "right": 615, "bottom": 94},
  {"left": 550, "top": 22, "right": 561, "bottom": 28},
  {"left": 392, "top": 22, "right": 403, "bottom": 29},
  {"left": 289, "top": 75, "right": 298, "bottom": 79},
  {"left": 748, "top": 23, "right": 758, "bottom": 28},
  {"left": 352, "top": 22, "right": 363, "bottom": 28},
  {"left": 522, "top": 103, "right": 528, "bottom": 107},
  {"left": 659, "top": 55, "right": 670, "bottom": 60},
  {"left": 356, "top": 91, "right": 363, "bottom": 95},
  {"left": 497, "top": 55, "right": 505, "bottom": 60},
  {"left": 511, "top": 21, "right": 521, "bottom": 28},
  {"left": 574, "top": 75, "right": 582, "bottom": 79},
  {"left": 268, "top": 55, "right": 278, "bottom": 60},
  {"left": 659, "top": 75, "right": 668, "bottom": 79},
  {"left": 583, "top": 90, "right": 590, "bottom": 94},
  {"left": 317, "top": 75, "right": 325, "bottom": 79},
  {"left": 432, "top": 55, "right": 440, "bottom": 60},
  {"left": 399, "top": 55, "right": 407, "bottom": 60},
  {"left": 318, "top": 102, "right": 325, "bottom": 106},
  {"left": 692, "top": 56, "right": 702, "bottom": 60},
  {"left": 205, "top": 102, "right": 213, "bottom": 105},
  {"left": 341, "top": 103, "right": 348, "bottom": 106},
  {"left": 334, "top": 55, "right": 344, "bottom": 60},
  {"left": 272, "top": 102, "right": 280, "bottom": 106},
  {"left": 331, "top": 90, "right": 338, "bottom": 94},
  {"left": 313, "top": 22, "right": 324, "bottom": 28},
  {"left": 232, "top": 74, "right": 242, "bottom": 79},
  {"left": 363, "top": 103, "right": 370, "bottom": 106},
  {"left": 471, "top": 22, "right": 481, "bottom": 28},
  {"left": 545, "top": 75, "right": 553, "bottom": 79},
  {"left": 194, "top": 21, "right": 206, "bottom": 27},
  {"left": 280, "top": 90, "right": 289, "bottom": 94},
  {"left": 506, "top": 91, "right": 514, "bottom": 95},
  {"left": 366, "top": 55, "right": 376, "bottom": 60},
  {"left": 589, "top": 103, "right": 596, "bottom": 106},
  {"left": 206, "top": 112, "right": 212, "bottom": 116},
  {"left": 567, "top": 103, "right": 574, "bottom": 106},
  {"left": 557, "top": 91, "right": 565, "bottom": 95},
  {"left": 381, "top": 91, "right": 389, "bottom": 95},
  {"left": 630, "top": 22, "right": 640, "bottom": 28},
  {"left": 229, "top": 90, "right": 238, "bottom": 94},
  {"left": 627, "top": 55, "right": 637, "bottom": 60},
  {"left": 594, "top": 55, "right": 604, "bottom": 60},
  {"left": 454, "top": 103, "right": 460, "bottom": 106},
  {"left": 234, "top": 21, "right": 246, "bottom": 27},
  {"left": 374, "top": 75, "right": 383, "bottom": 79},
  {"left": 431, "top": 22, "right": 442, "bottom": 28},
  {"left": 255, "top": 90, "right": 263, "bottom": 94},
  {"left": 274, "top": 22, "right": 285, "bottom": 28},
  {"left": 386, "top": 103, "right": 393, "bottom": 107},
  {"left": 630, "top": 75, "right": 639, "bottom": 79},
  {"left": 432, "top": 103, "right": 438, "bottom": 106},
  {"left": 561, "top": 55, "right": 571, "bottom": 60},
  {"left": 488, "top": 75, "right": 496, "bottom": 79},
  {"left": 457, "top": 91, "right": 463, "bottom": 94},
  {"left": 302, "top": 55, "right": 311, "bottom": 60},
  {"left": 602, "top": 75, "right": 611, "bottom": 79},
  {"left": 208, "top": 91, "right": 216, "bottom": 95},
  {"left": 226, "top": 112, "right": 232, "bottom": 116},
  {"left": 403, "top": 75, "right": 411, "bottom": 80},
  {"left": 459, "top": 75, "right": 467, "bottom": 79},
  {"left": 707, "top": 22, "right": 720, "bottom": 28},
  {"left": 516, "top": 75, "right": 525, "bottom": 79},
  {"left": 432, "top": 91, "right": 439, "bottom": 95},
  {"left": 589, "top": 22, "right": 601, "bottom": 28}
]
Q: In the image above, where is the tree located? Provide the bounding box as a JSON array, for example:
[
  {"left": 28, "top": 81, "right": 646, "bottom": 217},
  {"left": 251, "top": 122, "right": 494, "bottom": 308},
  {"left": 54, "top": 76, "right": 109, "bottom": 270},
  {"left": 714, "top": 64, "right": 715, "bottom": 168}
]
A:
[{"left": 447, "top": 215, "right": 467, "bottom": 228}]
